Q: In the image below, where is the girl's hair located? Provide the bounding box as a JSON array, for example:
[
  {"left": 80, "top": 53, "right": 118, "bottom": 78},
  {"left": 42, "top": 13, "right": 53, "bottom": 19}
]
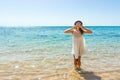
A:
[{"left": 74, "top": 20, "right": 84, "bottom": 35}]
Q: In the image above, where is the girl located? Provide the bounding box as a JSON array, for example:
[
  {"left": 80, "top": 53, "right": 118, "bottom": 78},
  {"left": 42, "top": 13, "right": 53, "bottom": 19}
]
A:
[{"left": 64, "top": 20, "right": 92, "bottom": 70}]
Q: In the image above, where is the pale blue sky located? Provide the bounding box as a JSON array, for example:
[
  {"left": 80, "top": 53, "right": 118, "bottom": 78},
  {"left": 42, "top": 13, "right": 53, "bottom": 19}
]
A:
[{"left": 0, "top": 0, "right": 120, "bottom": 26}]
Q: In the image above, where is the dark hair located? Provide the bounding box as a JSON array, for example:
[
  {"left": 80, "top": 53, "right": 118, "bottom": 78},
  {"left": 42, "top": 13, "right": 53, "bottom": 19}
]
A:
[
  {"left": 79, "top": 28, "right": 84, "bottom": 35},
  {"left": 74, "top": 20, "right": 84, "bottom": 35}
]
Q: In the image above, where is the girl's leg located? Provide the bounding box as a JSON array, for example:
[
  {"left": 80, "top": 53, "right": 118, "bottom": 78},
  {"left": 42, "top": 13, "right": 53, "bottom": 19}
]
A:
[
  {"left": 77, "top": 56, "right": 81, "bottom": 69},
  {"left": 73, "top": 55, "right": 78, "bottom": 70}
]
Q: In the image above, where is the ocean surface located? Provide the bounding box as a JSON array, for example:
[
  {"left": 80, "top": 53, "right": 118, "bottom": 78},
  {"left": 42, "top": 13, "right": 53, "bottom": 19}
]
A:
[{"left": 0, "top": 26, "right": 120, "bottom": 74}]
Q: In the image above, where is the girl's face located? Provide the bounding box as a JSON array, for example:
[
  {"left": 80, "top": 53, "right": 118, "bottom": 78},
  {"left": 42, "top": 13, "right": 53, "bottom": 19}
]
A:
[{"left": 75, "top": 22, "right": 83, "bottom": 28}]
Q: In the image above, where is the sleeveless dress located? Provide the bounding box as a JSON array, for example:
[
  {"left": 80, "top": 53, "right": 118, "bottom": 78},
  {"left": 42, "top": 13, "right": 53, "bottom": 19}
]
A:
[{"left": 72, "top": 28, "right": 87, "bottom": 59}]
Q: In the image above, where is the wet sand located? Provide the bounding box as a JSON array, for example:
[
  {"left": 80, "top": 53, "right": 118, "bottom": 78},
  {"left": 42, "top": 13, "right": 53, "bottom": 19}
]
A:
[
  {"left": 0, "top": 68, "right": 120, "bottom": 80},
  {"left": 0, "top": 53, "right": 120, "bottom": 80}
]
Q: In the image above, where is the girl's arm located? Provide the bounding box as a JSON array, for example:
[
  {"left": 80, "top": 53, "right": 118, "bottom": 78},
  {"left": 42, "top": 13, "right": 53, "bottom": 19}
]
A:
[
  {"left": 82, "top": 27, "right": 93, "bottom": 34},
  {"left": 64, "top": 28, "right": 74, "bottom": 34}
]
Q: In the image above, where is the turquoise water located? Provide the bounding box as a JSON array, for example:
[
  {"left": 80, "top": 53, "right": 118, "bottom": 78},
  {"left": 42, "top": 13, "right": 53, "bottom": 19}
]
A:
[{"left": 0, "top": 26, "right": 120, "bottom": 64}]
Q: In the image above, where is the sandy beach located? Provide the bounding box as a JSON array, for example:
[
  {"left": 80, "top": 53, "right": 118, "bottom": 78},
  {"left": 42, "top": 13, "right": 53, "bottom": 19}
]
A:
[
  {"left": 0, "top": 53, "right": 120, "bottom": 80},
  {"left": 0, "top": 66, "right": 120, "bottom": 80},
  {"left": 0, "top": 69, "right": 120, "bottom": 80}
]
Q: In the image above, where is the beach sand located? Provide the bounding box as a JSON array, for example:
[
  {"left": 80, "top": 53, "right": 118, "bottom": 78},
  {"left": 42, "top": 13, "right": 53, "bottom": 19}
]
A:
[
  {"left": 0, "top": 53, "right": 120, "bottom": 80},
  {"left": 0, "top": 67, "right": 120, "bottom": 80}
]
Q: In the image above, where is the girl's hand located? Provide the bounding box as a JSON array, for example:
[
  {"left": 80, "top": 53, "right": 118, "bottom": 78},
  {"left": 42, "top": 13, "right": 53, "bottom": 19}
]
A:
[
  {"left": 79, "top": 25, "right": 83, "bottom": 28},
  {"left": 81, "top": 27, "right": 85, "bottom": 31}
]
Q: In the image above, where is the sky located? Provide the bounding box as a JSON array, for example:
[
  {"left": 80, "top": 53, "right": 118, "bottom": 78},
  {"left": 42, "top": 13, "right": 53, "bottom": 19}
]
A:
[{"left": 0, "top": 0, "right": 120, "bottom": 26}]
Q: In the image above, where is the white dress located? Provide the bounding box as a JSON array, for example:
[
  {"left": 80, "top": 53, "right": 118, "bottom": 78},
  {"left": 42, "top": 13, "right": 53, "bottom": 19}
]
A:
[{"left": 72, "top": 28, "right": 87, "bottom": 59}]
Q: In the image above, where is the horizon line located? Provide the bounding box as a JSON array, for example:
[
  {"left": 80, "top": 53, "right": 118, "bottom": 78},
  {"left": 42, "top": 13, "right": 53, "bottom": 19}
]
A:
[{"left": 0, "top": 25, "right": 120, "bottom": 27}]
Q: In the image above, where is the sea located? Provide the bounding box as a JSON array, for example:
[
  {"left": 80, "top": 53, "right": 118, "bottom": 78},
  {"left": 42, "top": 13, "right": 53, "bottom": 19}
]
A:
[{"left": 0, "top": 26, "right": 120, "bottom": 74}]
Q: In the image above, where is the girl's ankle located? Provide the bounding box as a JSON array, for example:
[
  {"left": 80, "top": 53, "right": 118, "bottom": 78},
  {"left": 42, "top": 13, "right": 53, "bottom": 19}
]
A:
[{"left": 74, "top": 65, "right": 78, "bottom": 70}]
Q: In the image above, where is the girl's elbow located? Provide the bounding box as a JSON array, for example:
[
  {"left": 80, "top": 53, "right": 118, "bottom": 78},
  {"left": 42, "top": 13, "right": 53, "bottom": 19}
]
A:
[
  {"left": 89, "top": 31, "right": 93, "bottom": 34},
  {"left": 87, "top": 30, "right": 93, "bottom": 33},
  {"left": 64, "top": 31, "right": 72, "bottom": 34},
  {"left": 64, "top": 31, "right": 69, "bottom": 33}
]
